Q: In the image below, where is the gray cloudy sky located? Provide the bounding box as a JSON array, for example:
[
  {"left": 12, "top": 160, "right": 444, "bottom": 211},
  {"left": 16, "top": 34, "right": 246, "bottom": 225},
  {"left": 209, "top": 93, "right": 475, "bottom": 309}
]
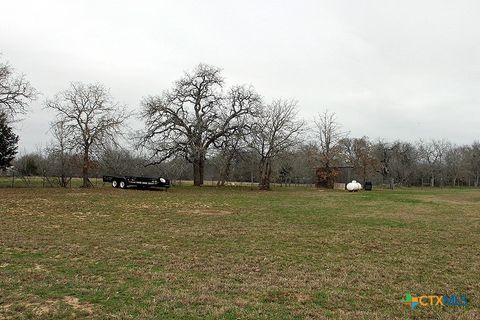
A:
[{"left": 1, "top": 0, "right": 479, "bottom": 152}]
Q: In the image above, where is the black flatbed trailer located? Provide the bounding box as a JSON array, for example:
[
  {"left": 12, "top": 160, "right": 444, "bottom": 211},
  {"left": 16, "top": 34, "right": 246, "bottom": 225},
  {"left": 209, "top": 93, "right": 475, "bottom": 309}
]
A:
[{"left": 103, "top": 175, "right": 170, "bottom": 190}]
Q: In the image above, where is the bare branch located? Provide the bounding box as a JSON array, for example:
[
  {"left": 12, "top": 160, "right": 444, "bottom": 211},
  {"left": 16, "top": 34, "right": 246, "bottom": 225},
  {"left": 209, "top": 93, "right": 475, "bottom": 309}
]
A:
[
  {"left": 139, "top": 64, "right": 261, "bottom": 186},
  {"left": 0, "top": 56, "right": 38, "bottom": 119},
  {"left": 45, "top": 82, "right": 130, "bottom": 187}
]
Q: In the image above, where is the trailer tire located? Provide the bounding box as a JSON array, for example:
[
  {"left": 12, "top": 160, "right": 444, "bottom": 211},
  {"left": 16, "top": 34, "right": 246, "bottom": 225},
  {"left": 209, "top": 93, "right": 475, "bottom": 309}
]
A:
[
  {"left": 119, "top": 180, "right": 127, "bottom": 189},
  {"left": 112, "top": 180, "right": 118, "bottom": 188}
]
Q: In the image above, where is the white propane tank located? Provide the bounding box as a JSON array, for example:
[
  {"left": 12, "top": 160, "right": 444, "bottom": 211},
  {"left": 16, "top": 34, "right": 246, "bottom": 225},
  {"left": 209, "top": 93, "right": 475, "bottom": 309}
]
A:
[
  {"left": 356, "top": 181, "right": 362, "bottom": 190},
  {"left": 346, "top": 180, "right": 362, "bottom": 192}
]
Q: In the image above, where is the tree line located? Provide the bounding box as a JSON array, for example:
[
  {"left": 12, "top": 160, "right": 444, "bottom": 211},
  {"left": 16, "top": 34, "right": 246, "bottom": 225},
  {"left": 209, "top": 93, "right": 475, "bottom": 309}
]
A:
[{"left": 1, "top": 56, "right": 480, "bottom": 189}]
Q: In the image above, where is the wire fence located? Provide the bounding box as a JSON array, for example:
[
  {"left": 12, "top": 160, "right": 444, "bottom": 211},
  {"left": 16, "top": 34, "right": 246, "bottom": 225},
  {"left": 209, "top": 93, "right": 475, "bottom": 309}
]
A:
[
  {"left": 0, "top": 173, "right": 317, "bottom": 189},
  {"left": 0, "top": 173, "right": 104, "bottom": 188}
]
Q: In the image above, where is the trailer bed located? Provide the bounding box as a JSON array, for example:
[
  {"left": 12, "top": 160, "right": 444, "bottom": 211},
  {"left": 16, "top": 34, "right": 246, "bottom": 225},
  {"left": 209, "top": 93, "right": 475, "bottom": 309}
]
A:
[{"left": 103, "top": 175, "right": 170, "bottom": 189}]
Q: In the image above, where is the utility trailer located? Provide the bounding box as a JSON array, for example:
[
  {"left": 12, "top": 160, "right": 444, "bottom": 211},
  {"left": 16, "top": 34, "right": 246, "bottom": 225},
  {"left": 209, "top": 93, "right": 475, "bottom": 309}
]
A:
[{"left": 103, "top": 175, "right": 170, "bottom": 190}]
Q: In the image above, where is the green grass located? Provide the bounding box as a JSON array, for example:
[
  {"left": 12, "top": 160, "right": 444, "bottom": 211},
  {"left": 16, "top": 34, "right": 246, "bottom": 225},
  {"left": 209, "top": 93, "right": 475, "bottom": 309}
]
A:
[{"left": 0, "top": 186, "right": 479, "bottom": 319}]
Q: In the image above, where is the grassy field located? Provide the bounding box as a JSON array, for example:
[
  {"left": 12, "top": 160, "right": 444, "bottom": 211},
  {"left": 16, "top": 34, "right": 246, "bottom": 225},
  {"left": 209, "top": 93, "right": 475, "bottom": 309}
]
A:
[{"left": 0, "top": 186, "right": 479, "bottom": 319}]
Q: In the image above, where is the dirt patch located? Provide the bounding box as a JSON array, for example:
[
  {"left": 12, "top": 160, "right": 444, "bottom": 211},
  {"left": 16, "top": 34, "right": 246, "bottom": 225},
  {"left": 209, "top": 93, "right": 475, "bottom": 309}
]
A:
[
  {"left": 3, "top": 297, "right": 94, "bottom": 316},
  {"left": 179, "top": 208, "right": 233, "bottom": 216},
  {"left": 64, "top": 296, "right": 94, "bottom": 314},
  {"left": 32, "top": 302, "right": 56, "bottom": 316},
  {"left": 0, "top": 304, "right": 12, "bottom": 313},
  {"left": 27, "top": 264, "right": 49, "bottom": 273},
  {"left": 66, "top": 193, "right": 88, "bottom": 197},
  {"left": 17, "top": 300, "right": 57, "bottom": 316},
  {"left": 295, "top": 293, "right": 312, "bottom": 304}
]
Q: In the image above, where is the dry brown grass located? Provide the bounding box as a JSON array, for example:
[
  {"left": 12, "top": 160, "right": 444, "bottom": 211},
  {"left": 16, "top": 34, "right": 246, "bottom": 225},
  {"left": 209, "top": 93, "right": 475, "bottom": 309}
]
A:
[{"left": 0, "top": 186, "right": 479, "bottom": 319}]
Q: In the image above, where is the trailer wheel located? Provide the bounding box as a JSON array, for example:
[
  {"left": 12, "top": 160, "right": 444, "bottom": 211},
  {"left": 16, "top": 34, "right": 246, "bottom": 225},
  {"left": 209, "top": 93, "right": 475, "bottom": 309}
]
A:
[
  {"left": 112, "top": 180, "right": 118, "bottom": 188},
  {"left": 119, "top": 180, "right": 127, "bottom": 189}
]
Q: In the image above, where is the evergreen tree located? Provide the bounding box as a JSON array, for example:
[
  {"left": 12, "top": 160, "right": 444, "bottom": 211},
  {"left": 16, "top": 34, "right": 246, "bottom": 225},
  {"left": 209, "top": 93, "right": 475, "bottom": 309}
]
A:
[{"left": 0, "top": 112, "right": 19, "bottom": 169}]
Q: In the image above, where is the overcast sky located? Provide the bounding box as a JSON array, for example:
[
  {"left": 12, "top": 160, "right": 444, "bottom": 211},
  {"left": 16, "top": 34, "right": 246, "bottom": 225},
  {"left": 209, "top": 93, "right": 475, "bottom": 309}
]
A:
[{"left": 1, "top": 0, "right": 479, "bottom": 152}]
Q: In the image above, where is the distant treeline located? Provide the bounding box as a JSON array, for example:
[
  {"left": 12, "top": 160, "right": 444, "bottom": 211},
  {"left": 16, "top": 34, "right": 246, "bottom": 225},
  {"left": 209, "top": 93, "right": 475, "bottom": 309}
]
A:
[
  {"left": 1, "top": 57, "right": 479, "bottom": 189},
  {"left": 9, "top": 137, "right": 480, "bottom": 188}
]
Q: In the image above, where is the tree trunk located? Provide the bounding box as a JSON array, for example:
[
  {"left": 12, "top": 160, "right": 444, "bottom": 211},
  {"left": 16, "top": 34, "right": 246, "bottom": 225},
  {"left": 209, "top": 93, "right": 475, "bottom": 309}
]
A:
[
  {"left": 217, "top": 163, "right": 230, "bottom": 186},
  {"left": 363, "top": 165, "right": 367, "bottom": 185},
  {"left": 60, "top": 154, "right": 68, "bottom": 188},
  {"left": 193, "top": 160, "right": 201, "bottom": 186},
  {"left": 217, "top": 153, "right": 234, "bottom": 187},
  {"left": 193, "top": 156, "right": 205, "bottom": 186},
  {"left": 430, "top": 175, "right": 435, "bottom": 187},
  {"left": 82, "top": 147, "right": 92, "bottom": 188},
  {"left": 258, "top": 158, "right": 272, "bottom": 190}
]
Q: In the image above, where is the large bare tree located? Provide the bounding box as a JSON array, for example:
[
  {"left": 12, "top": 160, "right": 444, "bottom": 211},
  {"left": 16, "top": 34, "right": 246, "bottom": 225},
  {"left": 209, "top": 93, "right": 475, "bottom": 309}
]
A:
[
  {"left": 45, "top": 82, "right": 129, "bottom": 187},
  {"left": 0, "top": 56, "right": 37, "bottom": 118},
  {"left": 314, "top": 110, "right": 347, "bottom": 167},
  {"left": 140, "top": 64, "right": 261, "bottom": 186},
  {"left": 314, "top": 110, "right": 347, "bottom": 187},
  {"left": 250, "top": 99, "right": 304, "bottom": 190}
]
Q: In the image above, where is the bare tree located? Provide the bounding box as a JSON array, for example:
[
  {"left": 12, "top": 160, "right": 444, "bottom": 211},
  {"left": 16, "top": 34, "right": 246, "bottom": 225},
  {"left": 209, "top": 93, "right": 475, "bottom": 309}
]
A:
[
  {"left": 213, "top": 102, "right": 254, "bottom": 186},
  {"left": 445, "top": 145, "right": 468, "bottom": 187},
  {"left": 344, "top": 137, "right": 377, "bottom": 184},
  {"left": 45, "top": 120, "right": 74, "bottom": 187},
  {"left": 160, "top": 157, "right": 191, "bottom": 184},
  {"left": 297, "top": 142, "right": 319, "bottom": 184},
  {"left": 315, "top": 110, "right": 346, "bottom": 167},
  {"left": 45, "top": 82, "right": 129, "bottom": 187},
  {"left": 371, "top": 140, "right": 393, "bottom": 184},
  {"left": 418, "top": 139, "right": 450, "bottom": 187},
  {"left": 100, "top": 147, "right": 138, "bottom": 177},
  {"left": 214, "top": 131, "right": 246, "bottom": 186},
  {"left": 468, "top": 142, "right": 480, "bottom": 187},
  {"left": 140, "top": 64, "right": 261, "bottom": 186},
  {"left": 314, "top": 110, "right": 347, "bottom": 187},
  {"left": 250, "top": 99, "right": 304, "bottom": 190},
  {"left": 389, "top": 141, "right": 418, "bottom": 187},
  {"left": 0, "top": 56, "right": 37, "bottom": 118}
]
